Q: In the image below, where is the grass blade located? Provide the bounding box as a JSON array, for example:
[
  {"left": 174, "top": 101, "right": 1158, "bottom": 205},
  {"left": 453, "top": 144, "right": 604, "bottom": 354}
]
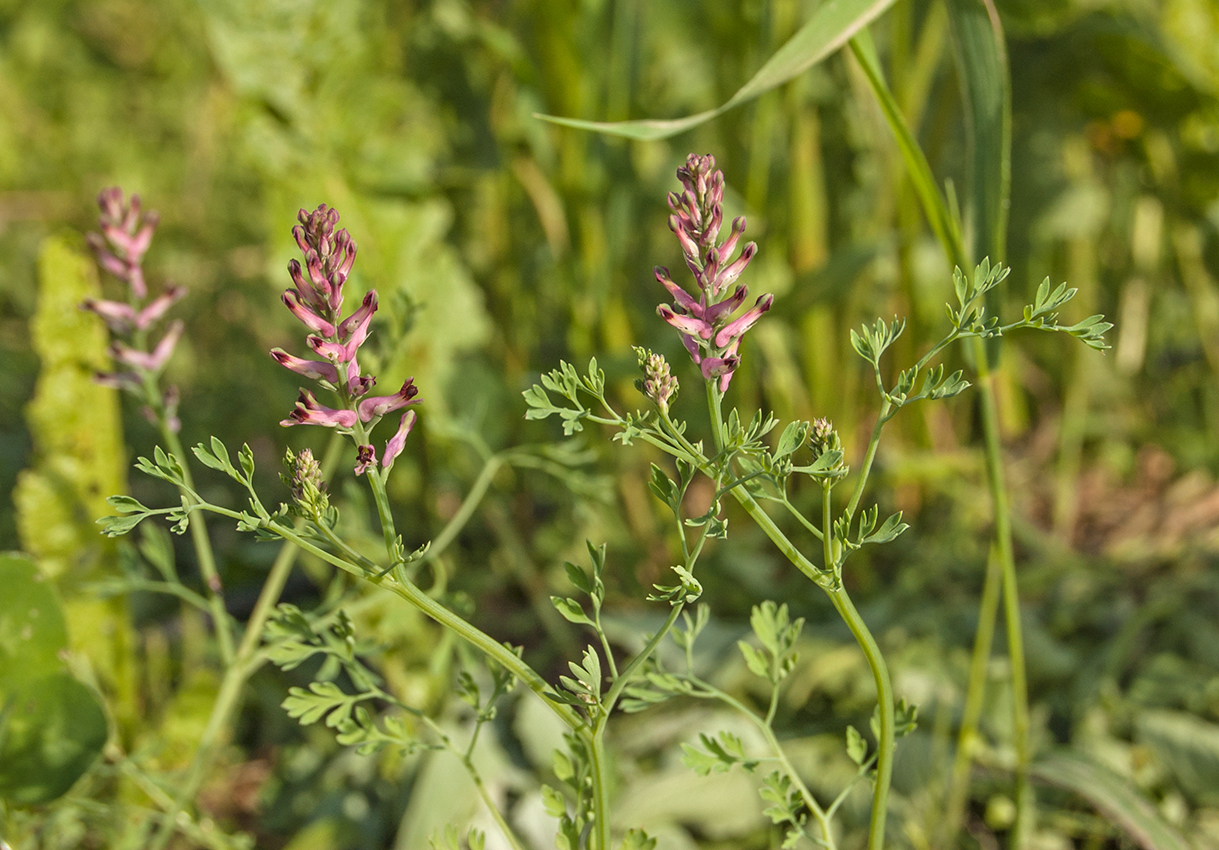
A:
[
  {"left": 946, "top": 0, "right": 1010, "bottom": 264},
  {"left": 1032, "top": 751, "right": 1193, "bottom": 850},
  {"left": 535, "top": 0, "right": 897, "bottom": 140}
]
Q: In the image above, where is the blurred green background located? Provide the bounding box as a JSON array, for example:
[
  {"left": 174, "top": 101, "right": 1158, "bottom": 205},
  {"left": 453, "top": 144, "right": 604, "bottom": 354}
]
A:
[{"left": 2, "top": 0, "right": 1219, "bottom": 847}]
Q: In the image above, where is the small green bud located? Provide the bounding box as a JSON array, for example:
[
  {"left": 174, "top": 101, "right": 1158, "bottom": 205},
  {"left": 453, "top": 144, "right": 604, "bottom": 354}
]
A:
[
  {"left": 634, "top": 347, "right": 678, "bottom": 412},
  {"left": 281, "top": 447, "right": 329, "bottom": 518}
]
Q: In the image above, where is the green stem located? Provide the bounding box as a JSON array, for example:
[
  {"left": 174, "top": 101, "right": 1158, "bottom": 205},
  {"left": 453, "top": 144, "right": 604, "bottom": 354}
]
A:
[
  {"left": 145, "top": 435, "right": 344, "bottom": 850},
  {"left": 971, "top": 337, "right": 1032, "bottom": 849},
  {"left": 703, "top": 380, "right": 892, "bottom": 849},
  {"left": 827, "top": 586, "right": 894, "bottom": 850},
  {"left": 691, "top": 678, "right": 834, "bottom": 849},
  {"left": 156, "top": 404, "right": 234, "bottom": 666},
  {"left": 844, "top": 399, "right": 893, "bottom": 521},
  {"left": 943, "top": 543, "right": 1002, "bottom": 845}
]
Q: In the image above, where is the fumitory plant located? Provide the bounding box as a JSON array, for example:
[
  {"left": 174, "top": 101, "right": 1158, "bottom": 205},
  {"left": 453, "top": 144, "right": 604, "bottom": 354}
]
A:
[{"left": 89, "top": 152, "right": 1108, "bottom": 850}]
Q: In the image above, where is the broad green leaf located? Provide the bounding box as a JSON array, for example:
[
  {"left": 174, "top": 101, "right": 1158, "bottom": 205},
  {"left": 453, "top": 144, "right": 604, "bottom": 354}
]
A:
[
  {"left": 0, "top": 552, "right": 69, "bottom": 692},
  {"left": 946, "top": 0, "right": 1011, "bottom": 266},
  {"left": 0, "top": 672, "right": 107, "bottom": 805},
  {"left": 536, "top": 0, "right": 898, "bottom": 140},
  {"left": 1032, "top": 751, "right": 1192, "bottom": 850}
]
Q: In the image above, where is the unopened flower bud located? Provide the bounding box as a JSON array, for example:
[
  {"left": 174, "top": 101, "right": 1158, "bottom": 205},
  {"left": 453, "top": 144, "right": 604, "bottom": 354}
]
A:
[
  {"left": 809, "top": 418, "right": 840, "bottom": 459},
  {"left": 635, "top": 348, "right": 679, "bottom": 412},
  {"left": 282, "top": 448, "right": 330, "bottom": 517}
]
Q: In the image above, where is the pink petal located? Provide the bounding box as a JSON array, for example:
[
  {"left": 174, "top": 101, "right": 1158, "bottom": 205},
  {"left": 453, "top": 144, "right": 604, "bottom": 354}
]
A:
[
  {"left": 704, "top": 285, "right": 748, "bottom": 323},
  {"left": 337, "top": 291, "right": 378, "bottom": 341},
  {"left": 81, "top": 298, "right": 136, "bottom": 333},
  {"left": 280, "top": 389, "right": 357, "bottom": 428},
  {"left": 714, "top": 293, "right": 772, "bottom": 347},
  {"left": 382, "top": 410, "right": 417, "bottom": 469},
  {"left": 654, "top": 267, "right": 699, "bottom": 314},
  {"left": 283, "top": 290, "right": 337, "bottom": 336},
  {"left": 270, "top": 348, "right": 340, "bottom": 382},
  {"left": 658, "top": 305, "right": 713, "bottom": 339},
  {"left": 357, "top": 378, "right": 420, "bottom": 422},
  {"left": 134, "top": 285, "right": 187, "bottom": 329}
]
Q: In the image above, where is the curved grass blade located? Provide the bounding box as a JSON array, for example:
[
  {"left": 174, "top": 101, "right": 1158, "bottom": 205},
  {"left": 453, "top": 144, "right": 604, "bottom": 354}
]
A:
[
  {"left": 946, "top": 0, "right": 1010, "bottom": 265},
  {"left": 847, "top": 31, "right": 967, "bottom": 269},
  {"left": 1032, "top": 752, "right": 1193, "bottom": 850},
  {"left": 535, "top": 0, "right": 897, "bottom": 140}
]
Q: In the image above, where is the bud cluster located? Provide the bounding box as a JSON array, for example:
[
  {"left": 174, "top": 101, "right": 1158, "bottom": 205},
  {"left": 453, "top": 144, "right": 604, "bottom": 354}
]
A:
[
  {"left": 272, "top": 205, "right": 419, "bottom": 475},
  {"left": 282, "top": 448, "right": 330, "bottom": 518},
  {"left": 634, "top": 348, "right": 678, "bottom": 413},
  {"left": 82, "top": 188, "right": 186, "bottom": 430},
  {"left": 655, "top": 154, "right": 772, "bottom": 391}
]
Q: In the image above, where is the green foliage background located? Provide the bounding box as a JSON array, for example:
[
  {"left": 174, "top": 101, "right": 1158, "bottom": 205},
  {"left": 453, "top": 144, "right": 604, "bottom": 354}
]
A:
[{"left": 2, "top": 0, "right": 1219, "bottom": 847}]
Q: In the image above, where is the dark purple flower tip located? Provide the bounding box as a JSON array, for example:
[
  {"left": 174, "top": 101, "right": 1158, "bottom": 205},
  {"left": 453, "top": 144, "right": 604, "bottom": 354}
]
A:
[
  {"left": 280, "top": 389, "right": 358, "bottom": 428},
  {"left": 714, "top": 242, "right": 757, "bottom": 294},
  {"left": 704, "top": 284, "right": 748, "bottom": 323},
  {"left": 356, "top": 378, "right": 420, "bottom": 423},
  {"left": 354, "top": 444, "right": 377, "bottom": 476},
  {"left": 282, "top": 290, "right": 337, "bottom": 337},
  {"left": 382, "top": 410, "right": 417, "bottom": 469},
  {"left": 270, "top": 348, "right": 340, "bottom": 383}
]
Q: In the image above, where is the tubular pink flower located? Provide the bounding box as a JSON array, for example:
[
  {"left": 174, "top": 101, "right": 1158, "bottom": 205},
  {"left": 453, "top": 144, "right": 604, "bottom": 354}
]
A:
[
  {"left": 654, "top": 267, "right": 699, "bottom": 313},
  {"left": 681, "top": 333, "right": 702, "bottom": 365},
  {"left": 134, "top": 284, "right": 187, "bottom": 329},
  {"left": 357, "top": 378, "right": 420, "bottom": 423},
  {"left": 280, "top": 389, "right": 358, "bottom": 428},
  {"left": 282, "top": 290, "right": 337, "bottom": 336},
  {"left": 354, "top": 445, "right": 377, "bottom": 476},
  {"left": 337, "top": 291, "right": 378, "bottom": 341},
  {"left": 657, "top": 305, "right": 713, "bottom": 339},
  {"left": 82, "top": 298, "right": 137, "bottom": 333},
  {"left": 719, "top": 216, "right": 746, "bottom": 259},
  {"left": 704, "top": 285, "right": 748, "bottom": 323},
  {"left": 288, "top": 259, "right": 327, "bottom": 312},
  {"left": 712, "top": 242, "right": 757, "bottom": 294},
  {"left": 714, "top": 294, "right": 773, "bottom": 348},
  {"left": 270, "top": 348, "right": 340, "bottom": 382},
  {"left": 110, "top": 320, "right": 183, "bottom": 371},
  {"left": 382, "top": 410, "right": 417, "bottom": 469}
]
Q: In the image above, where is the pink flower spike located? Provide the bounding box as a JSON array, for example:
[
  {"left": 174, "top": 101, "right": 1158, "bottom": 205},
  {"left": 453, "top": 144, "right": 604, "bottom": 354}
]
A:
[
  {"left": 354, "top": 444, "right": 377, "bottom": 476},
  {"left": 280, "top": 389, "right": 358, "bottom": 428},
  {"left": 81, "top": 298, "right": 136, "bottom": 333},
  {"left": 134, "top": 284, "right": 187, "bottom": 329},
  {"left": 270, "top": 348, "right": 340, "bottom": 382},
  {"left": 657, "top": 305, "right": 713, "bottom": 339},
  {"left": 357, "top": 378, "right": 420, "bottom": 422},
  {"left": 337, "top": 291, "right": 378, "bottom": 341},
  {"left": 282, "top": 290, "right": 337, "bottom": 336},
  {"left": 714, "top": 294, "right": 773, "bottom": 347},
  {"left": 382, "top": 410, "right": 417, "bottom": 469}
]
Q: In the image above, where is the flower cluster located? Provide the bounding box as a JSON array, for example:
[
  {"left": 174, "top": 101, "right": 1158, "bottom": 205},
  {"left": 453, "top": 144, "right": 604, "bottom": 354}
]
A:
[
  {"left": 635, "top": 347, "right": 678, "bottom": 413},
  {"left": 82, "top": 188, "right": 187, "bottom": 429},
  {"left": 656, "top": 154, "right": 772, "bottom": 391},
  {"left": 272, "top": 205, "right": 419, "bottom": 475}
]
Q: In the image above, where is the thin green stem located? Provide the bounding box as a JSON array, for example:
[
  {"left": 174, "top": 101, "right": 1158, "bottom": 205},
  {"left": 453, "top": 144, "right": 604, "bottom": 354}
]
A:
[
  {"left": 690, "top": 677, "right": 834, "bottom": 849},
  {"left": 780, "top": 497, "right": 825, "bottom": 542},
  {"left": 157, "top": 411, "right": 234, "bottom": 665},
  {"left": 599, "top": 604, "right": 685, "bottom": 723},
  {"left": 972, "top": 337, "right": 1033, "bottom": 849},
  {"left": 589, "top": 728, "right": 613, "bottom": 850},
  {"left": 144, "top": 435, "right": 340, "bottom": 850},
  {"left": 702, "top": 380, "right": 892, "bottom": 850},
  {"left": 827, "top": 586, "right": 894, "bottom": 850},
  {"left": 844, "top": 399, "right": 893, "bottom": 521},
  {"left": 943, "top": 544, "right": 1002, "bottom": 845}
]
